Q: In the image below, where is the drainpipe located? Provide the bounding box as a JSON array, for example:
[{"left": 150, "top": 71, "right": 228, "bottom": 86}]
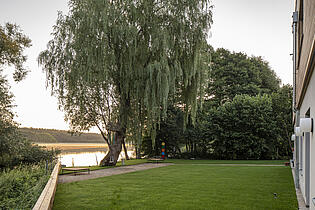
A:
[
  {"left": 292, "top": 11, "right": 298, "bottom": 111},
  {"left": 295, "top": 110, "right": 300, "bottom": 189},
  {"left": 292, "top": 11, "right": 299, "bottom": 189}
]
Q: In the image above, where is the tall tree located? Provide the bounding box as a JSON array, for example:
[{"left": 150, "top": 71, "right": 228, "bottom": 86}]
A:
[
  {"left": 271, "top": 84, "right": 293, "bottom": 158},
  {"left": 0, "top": 23, "right": 31, "bottom": 81},
  {"left": 0, "top": 23, "right": 58, "bottom": 168},
  {"left": 0, "top": 23, "right": 31, "bottom": 141},
  {"left": 39, "top": 0, "right": 213, "bottom": 165},
  {"left": 0, "top": 23, "right": 30, "bottom": 165},
  {"left": 0, "top": 23, "right": 41, "bottom": 168},
  {"left": 207, "top": 48, "right": 280, "bottom": 106},
  {"left": 0, "top": 74, "right": 18, "bottom": 167}
]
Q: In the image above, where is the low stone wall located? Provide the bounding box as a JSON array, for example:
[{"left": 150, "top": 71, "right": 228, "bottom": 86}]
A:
[{"left": 33, "top": 161, "right": 61, "bottom": 210}]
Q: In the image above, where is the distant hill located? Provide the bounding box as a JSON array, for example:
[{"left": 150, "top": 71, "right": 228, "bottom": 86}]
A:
[{"left": 19, "top": 127, "right": 105, "bottom": 144}]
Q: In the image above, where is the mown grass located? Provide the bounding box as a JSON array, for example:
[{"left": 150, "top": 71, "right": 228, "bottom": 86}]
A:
[{"left": 54, "top": 162, "right": 297, "bottom": 210}]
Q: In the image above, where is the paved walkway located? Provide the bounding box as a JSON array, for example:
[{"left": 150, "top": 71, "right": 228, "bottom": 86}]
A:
[
  {"left": 291, "top": 168, "right": 308, "bottom": 210},
  {"left": 58, "top": 163, "right": 173, "bottom": 183}
]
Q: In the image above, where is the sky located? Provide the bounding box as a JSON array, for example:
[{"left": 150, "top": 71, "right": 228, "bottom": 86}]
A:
[{"left": 0, "top": 0, "right": 294, "bottom": 132}]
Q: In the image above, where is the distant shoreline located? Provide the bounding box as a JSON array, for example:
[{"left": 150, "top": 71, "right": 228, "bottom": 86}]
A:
[
  {"left": 36, "top": 143, "right": 107, "bottom": 146},
  {"left": 20, "top": 127, "right": 105, "bottom": 144},
  {"left": 35, "top": 143, "right": 134, "bottom": 152},
  {"left": 35, "top": 143, "right": 108, "bottom": 151}
]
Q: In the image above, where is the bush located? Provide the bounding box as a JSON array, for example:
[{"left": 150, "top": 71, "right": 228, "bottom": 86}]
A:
[
  {"left": 13, "top": 139, "right": 60, "bottom": 166},
  {"left": 0, "top": 161, "right": 54, "bottom": 209},
  {"left": 0, "top": 133, "right": 60, "bottom": 169},
  {"left": 210, "top": 94, "right": 279, "bottom": 159}
]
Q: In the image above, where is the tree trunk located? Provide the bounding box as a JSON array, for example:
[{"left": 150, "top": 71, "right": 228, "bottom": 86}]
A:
[
  {"left": 135, "top": 146, "right": 138, "bottom": 158},
  {"left": 122, "top": 138, "right": 130, "bottom": 160},
  {"left": 136, "top": 144, "right": 141, "bottom": 159},
  {"left": 100, "top": 131, "right": 123, "bottom": 166}
]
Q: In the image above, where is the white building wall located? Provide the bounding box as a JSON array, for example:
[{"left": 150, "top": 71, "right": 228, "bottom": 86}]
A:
[{"left": 299, "top": 67, "right": 315, "bottom": 209}]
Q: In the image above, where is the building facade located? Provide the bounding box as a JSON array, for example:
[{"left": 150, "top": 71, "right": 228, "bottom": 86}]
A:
[{"left": 293, "top": 0, "right": 315, "bottom": 209}]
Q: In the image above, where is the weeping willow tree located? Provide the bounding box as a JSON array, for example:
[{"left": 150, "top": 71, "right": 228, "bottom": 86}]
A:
[{"left": 38, "top": 0, "right": 212, "bottom": 166}]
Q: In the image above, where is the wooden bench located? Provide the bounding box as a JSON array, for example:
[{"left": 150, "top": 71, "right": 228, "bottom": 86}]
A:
[
  {"left": 61, "top": 167, "right": 90, "bottom": 175},
  {"left": 148, "top": 158, "right": 164, "bottom": 164}
]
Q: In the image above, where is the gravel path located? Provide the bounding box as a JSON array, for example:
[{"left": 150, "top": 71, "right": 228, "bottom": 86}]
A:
[{"left": 58, "top": 163, "right": 173, "bottom": 183}]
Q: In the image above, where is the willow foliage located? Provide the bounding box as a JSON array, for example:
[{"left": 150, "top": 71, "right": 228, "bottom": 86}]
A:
[
  {"left": 39, "top": 0, "right": 213, "bottom": 145},
  {"left": 0, "top": 23, "right": 31, "bottom": 82}
]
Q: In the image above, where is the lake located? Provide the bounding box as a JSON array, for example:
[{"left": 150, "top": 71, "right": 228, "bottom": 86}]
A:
[{"left": 37, "top": 143, "right": 135, "bottom": 167}]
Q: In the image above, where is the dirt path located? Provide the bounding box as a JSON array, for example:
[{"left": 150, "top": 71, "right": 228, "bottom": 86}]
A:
[{"left": 58, "top": 163, "right": 173, "bottom": 183}]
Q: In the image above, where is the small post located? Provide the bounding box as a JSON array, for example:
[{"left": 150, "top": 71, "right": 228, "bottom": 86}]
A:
[
  {"left": 95, "top": 154, "right": 99, "bottom": 166},
  {"left": 45, "top": 159, "right": 48, "bottom": 175},
  {"left": 122, "top": 158, "right": 125, "bottom": 166},
  {"left": 161, "top": 142, "right": 165, "bottom": 159}
]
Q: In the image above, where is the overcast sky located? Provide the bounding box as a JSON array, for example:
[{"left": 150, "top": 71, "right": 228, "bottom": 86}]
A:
[{"left": 0, "top": 0, "right": 294, "bottom": 131}]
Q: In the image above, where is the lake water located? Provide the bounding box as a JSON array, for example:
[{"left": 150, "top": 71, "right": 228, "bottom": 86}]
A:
[
  {"left": 38, "top": 143, "right": 135, "bottom": 167},
  {"left": 59, "top": 150, "right": 135, "bottom": 167}
]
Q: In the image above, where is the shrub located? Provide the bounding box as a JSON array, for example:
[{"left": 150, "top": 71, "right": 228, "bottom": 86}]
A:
[
  {"left": 0, "top": 133, "right": 60, "bottom": 169},
  {"left": 0, "top": 161, "right": 55, "bottom": 209}
]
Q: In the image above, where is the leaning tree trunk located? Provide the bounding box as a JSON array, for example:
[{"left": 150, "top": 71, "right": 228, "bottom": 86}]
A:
[
  {"left": 100, "top": 132, "right": 123, "bottom": 166},
  {"left": 100, "top": 123, "right": 125, "bottom": 166}
]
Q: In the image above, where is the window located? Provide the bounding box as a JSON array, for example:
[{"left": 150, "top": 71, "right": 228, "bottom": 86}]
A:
[{"left": 297, "top": 0, "right": 304, "bottom": 68}]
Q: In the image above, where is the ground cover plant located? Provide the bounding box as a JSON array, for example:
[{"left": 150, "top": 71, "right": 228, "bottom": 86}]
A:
[
  {"left": 0, "top": 161, "right": 54, "bottom": 209},
  {"left": 53, "top": 161, "right": 297, "bottom": 210}
]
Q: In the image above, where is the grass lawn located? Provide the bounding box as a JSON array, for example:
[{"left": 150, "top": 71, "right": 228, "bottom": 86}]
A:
[{"left": 54, "top": 162, "right": 297, "bottom": 210}]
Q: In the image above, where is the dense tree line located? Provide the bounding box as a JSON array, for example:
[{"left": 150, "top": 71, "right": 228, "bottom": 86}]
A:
[
  {"left": 144, "top": 48, "right": 292, "bottom": 160},
  {"left": 20, "top": 127, "right": 104, "bottom": 143}
]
